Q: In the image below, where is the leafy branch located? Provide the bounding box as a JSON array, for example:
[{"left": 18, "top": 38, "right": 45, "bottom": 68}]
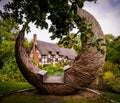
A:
[{"left": 0, "top": 0, "right": 105, "bottom": 53}]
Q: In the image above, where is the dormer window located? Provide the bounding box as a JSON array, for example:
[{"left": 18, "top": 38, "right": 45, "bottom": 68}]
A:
[
  {"left": 56, "top": 51, "right": 59, "bottom": 54},
  {"left": 49, "top": 51, "right": 52, "bottom": 54}
]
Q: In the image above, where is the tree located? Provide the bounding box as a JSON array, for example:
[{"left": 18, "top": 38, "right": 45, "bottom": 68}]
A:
[
  {"left": 0, "top": 17, "right": 26, "bottom": 81},
  {"left": 100, "top": 34, "right": 120, "bottom": 93},
  {"left": 0, "top": 0, "right": 97, "bottom": 48},
  {"left": 0, "top": 18, "right": 19, "bottom": 43},
  {"left": 0, "top": 18, "right": 19, "bottom": 69},
  {"left": 105, "top": 34, "right": 120, "bottom": 66},
  {"left": 0, "top": 40, "right": 25, "bottom": 81}
]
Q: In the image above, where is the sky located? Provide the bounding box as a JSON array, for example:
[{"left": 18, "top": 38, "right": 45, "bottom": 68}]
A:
[{"left": 0, "top": 0, "right": 120, "bottom": 43}]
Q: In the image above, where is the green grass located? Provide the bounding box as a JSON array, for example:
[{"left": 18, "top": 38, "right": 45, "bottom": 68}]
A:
[
  {"left": 0, "top": 82, "right": 33, "bottom": 95},
  {"left": 102, "top": 91, "right": 120, "bottom": 103}
]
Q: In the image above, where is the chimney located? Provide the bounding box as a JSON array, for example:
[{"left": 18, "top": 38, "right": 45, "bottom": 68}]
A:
[
  {"left": 33, "top": 34, "right": 39, "bottom": 65},
  {"left": 33, "top": 34, "right": 37, "bottom": 45}
]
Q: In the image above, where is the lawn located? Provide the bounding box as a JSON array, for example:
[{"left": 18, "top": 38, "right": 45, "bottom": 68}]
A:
[
  {"left": 102, "top": 91, "right": 120, "bottom": 103},
  {"left": 0, "top": 82, "right": 33, "bottom": 95}
]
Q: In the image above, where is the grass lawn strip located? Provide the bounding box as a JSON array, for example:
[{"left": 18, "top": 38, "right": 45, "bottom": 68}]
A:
[
  {"left": 101, "top": 91, "right": 120, "bottom": 103},
  {"left": 0, "top": 82, "right": 33, "bottom": 96}
]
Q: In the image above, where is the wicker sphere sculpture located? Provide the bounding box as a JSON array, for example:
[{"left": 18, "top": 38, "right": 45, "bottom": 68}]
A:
[{"left": 15, "top": 9, "right": 106, "bottom": 95}]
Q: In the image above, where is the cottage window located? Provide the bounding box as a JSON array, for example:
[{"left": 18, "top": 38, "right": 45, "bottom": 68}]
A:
[
  {"left": 56, "top": 54, "right": 59, "bottom": 58},
  {"left": 56, "top": 51, "right": 59, "bottom": 54},
  {"left": 50, "top": 58, "right": 53, "bottom": 62},
  {"left": 41, "top": 56, "right": 46, "bottom": 64},
  {"left": 44, "top": 56, "right": 47, "bottom": 63},
  {"left": 39, "top": 58, "right": 41, "bottom": 62},
  {"left": 55, "top": 58, "right": 58, "bottom": 62},
  {"left": 47, "top": 58, "right": 50, "bottom": 63},
  {"left": 53, "top": 58, "right": 55, "bottom": 62}
]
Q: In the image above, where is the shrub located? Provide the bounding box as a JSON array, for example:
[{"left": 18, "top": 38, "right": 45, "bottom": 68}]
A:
[
  {"left": 63, "top": 61, "right": 72, "bottom": 66},
  {"left": 100, "top": 61, "right": 120, "bottom": 93},
  {"left": 42, "top": 63, "right": 64, "bottom": 76},
  {"left": 108, "top": 75, "right": 120, "bottom": 93},
  {"left": 101, "top": 61, "right": 120, "bottom": 75},
  {"left": 103, "top": 71, "right": 114, "bottom": 82},
  {"left": 2, "top": 71, "right": 26, "bottom": 82},
  {"left": 38, "top": 63, "right": 43, "bottom": 69},
  {"left": 55, "top": 61, "right": 63, "bottom": 68}
]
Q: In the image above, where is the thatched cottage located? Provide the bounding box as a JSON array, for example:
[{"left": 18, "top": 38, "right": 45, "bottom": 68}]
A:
[{"left": 30, "top": 34, "right": 77, "bottom": 65}]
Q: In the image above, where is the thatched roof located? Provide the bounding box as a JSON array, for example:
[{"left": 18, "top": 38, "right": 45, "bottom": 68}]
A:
[
  {"left": 36, "top": 40, "right": 77, "bottom": 59},
  {"left": 59, "top": 48, "right": 76, "bottom": 59}
]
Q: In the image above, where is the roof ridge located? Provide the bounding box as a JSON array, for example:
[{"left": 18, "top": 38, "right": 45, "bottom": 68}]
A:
[{"left": 37, "top": 40, "right": 56, "bottom": 45}]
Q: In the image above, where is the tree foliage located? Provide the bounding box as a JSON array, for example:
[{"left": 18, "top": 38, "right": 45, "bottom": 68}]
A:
[
  {"left": 102, "top": 61, "right": 120, "bottom": 75},
  {"left": 0, "top": 18, "right": 19, "bottom": 43},
  {"left": 58, "top": 33, "right": 81, "bottom": 53},
  {"left": 1, "top": 0, "right": 106, "bottom": 54},
  {"left": 0, "top": 40, "right": 26, "bottom": 81},
  {"left": 0, "top": 0, "right": 97, "bottom": 47},
  {"left": 105, "top": 34, "right": 120, "bottom": 65},
  {"left": 100, "top": 34, "right": 120, "bottom": 93},
  {"left": 101, "top": 61, "right": 120, "bottom": 93},
  {"left": 0, "top": 17, "right": 26, "bottom": 81},
  {"left": 0, "top": 18, "right": 19, "bottom": 69}
]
